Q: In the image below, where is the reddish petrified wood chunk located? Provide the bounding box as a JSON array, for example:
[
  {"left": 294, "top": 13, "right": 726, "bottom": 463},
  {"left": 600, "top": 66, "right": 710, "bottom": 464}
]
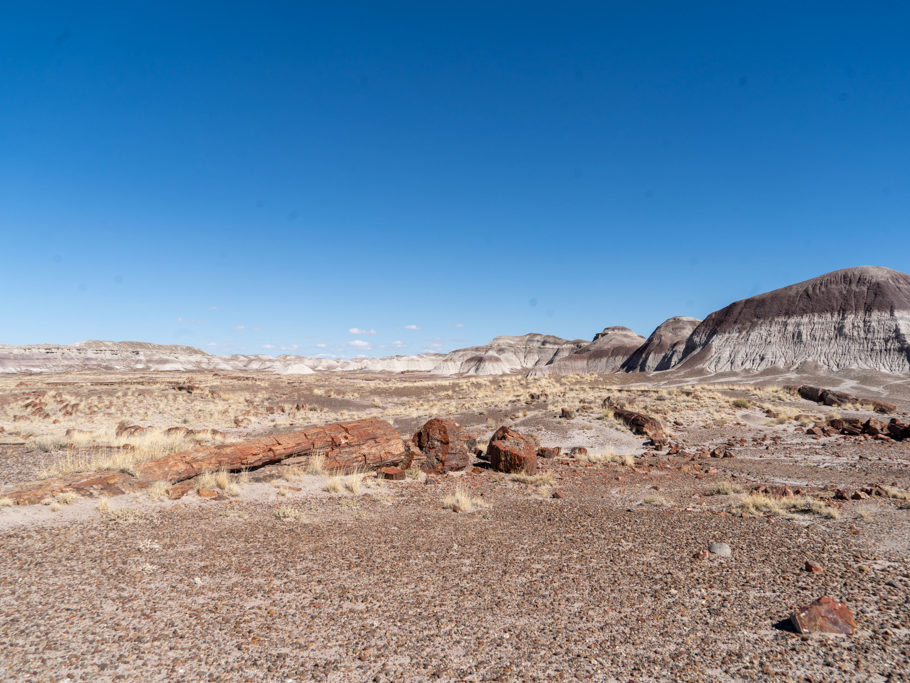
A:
[{"left": 789, "top": 596, "right": 856, "bottom": 635}]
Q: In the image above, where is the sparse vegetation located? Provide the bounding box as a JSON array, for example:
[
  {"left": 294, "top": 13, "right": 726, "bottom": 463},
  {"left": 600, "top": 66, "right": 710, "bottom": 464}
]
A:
[
  {"left": 732, "top": 398, "right": 750, "bottom": 409},
  {"left": 323, "top": 476, "right": 343, "bottom": 494},
  {"left": 442, "top": 488, "right": 488, "bottom": 513},
  {"left": 642, "top": 495, "right": 670, "bottom": 507},
  {"left": 733, "top": 493, "right": 839, "bottom": 519},
  {"left": 510, "top": 471, "right": 554, "bottom": 487},
  {"left": 707, "top": 481, "right": 743, "bottom": 496},
  {"left": 0, "top": 497, "right": 14, "bottom": 507},
  {"left": 274, "top": 505, "right": 303, "bottom": 521}
]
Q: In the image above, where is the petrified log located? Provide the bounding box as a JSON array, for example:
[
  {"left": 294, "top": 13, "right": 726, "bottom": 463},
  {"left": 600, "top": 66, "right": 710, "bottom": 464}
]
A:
[
  {"left": 486, "top": 426, "right": 538, "bottom": 474},
  {"left": 3, "top": 418, "right": 406, "bottom": 505},
  {"left": 603, "top": 400, "right": 669, "bottom": 449},
  {"left": 795, "top": 385, "right": 858, "bottom": 407},
  {"left": 411, "top": 418, "right": 476, "bottom": 473}
]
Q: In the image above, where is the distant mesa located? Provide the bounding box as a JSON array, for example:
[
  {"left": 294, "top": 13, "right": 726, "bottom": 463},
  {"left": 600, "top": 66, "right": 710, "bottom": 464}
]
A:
[
  {"left": 530, "top": 327, "right": 645, "bottom": 376},
  {"left": 676, "top": 266, "right": 910, "bottom": 374},
  {"left": 619, "top": 317, "right": 701, "bottom": 373},
  {"left": 3, "top": 266, "right": 909, "bottom": 377}
]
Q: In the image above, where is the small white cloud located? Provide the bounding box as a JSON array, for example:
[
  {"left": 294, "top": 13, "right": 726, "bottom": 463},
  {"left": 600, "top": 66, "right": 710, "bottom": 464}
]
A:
[
  {"left": 404, "top": 324, "right": 420, "bottom": 330},
  {"left": 233, "top": 325, "right": 245, "bottom": 331},
  {"left": 349, "top": 327, "right": 377, "bottom": 335},
  {"left": 391, "top": 340, "right": 406, "bottom": 348},
  {"left": 315, "top": 343, "right": 328, "bottom": 349},
  {"left": 209, "top": 306, "right": 219, "bottom": 310},
  {"left": 454, "top": 323, "right": 464, "bottom": 328},
  {"left": 206, "top": 342, "right": 218, "bottom": 347},
  {"left": 262, "top": 344, "right": 276, "bottom": 350},
  {"left": 348, "top": 340, "right": 372, "bottom": 349},
  {"left": 280, "top": 344, "right": 299, "bottom": 351}
]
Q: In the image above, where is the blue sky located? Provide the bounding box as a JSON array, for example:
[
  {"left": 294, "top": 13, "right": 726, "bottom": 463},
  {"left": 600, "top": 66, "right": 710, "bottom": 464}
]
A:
[{"left": 2, "top": 2, "right": 909, "bottom": 357}]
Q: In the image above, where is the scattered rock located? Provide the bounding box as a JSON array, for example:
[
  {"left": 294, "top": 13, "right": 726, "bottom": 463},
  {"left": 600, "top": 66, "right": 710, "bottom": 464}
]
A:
[
  {"left": 486, "top": 426, "right": 538, "bottom": 474},
  {"left": 537, "top": 446, "right": 561, "bottom": 459},
  {"left": 805, "top": 560, "right": 823, "bottom": 574},
  {"left": 708, "top": 542, "right": 731, "bottom": 557},
  {"left": 559, "top": 408, "right": 575, "bottom": 419},
  {"left": 377, "top": 466, "right": 405, "bottom": 481},
  {"left": 789, "top": 596, "right": 856, "bottom": 635},
  {"left": 412, "top": 418, "right": 476, "bottom": 473},
  {"left": 551, "top": 490, "right": 563, "bottom": 499},
  {"left": 568, "top": 447, "right": 588, "bottom": 458},
  {"left": 197, "top": 488, "right": 219, "bottom": 499}
]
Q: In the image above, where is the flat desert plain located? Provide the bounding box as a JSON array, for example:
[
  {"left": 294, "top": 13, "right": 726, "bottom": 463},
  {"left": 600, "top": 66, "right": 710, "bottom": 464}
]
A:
[{"left": 1, "top": 371, "right": 908, "bottom": 681}]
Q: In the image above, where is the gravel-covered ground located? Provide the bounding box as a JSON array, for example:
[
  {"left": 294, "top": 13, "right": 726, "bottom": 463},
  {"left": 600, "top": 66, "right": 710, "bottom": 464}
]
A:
[{"left": 1, "top": 372, "right": 909, "bottom": 681}]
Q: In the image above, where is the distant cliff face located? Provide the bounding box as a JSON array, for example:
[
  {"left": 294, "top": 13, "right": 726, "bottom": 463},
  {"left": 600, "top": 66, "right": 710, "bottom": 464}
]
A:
[
  {"left": 530, "top": 327, "right": 646, "bottom": 375},
  {"left": 430, "top": 334, "right": 585, "bottom": 376},
  {"left": 676, "top": 266, "right": 910, "bottom": 374},
  {"left": 619, "top": 317, "right": 702, "bottom": 373}
]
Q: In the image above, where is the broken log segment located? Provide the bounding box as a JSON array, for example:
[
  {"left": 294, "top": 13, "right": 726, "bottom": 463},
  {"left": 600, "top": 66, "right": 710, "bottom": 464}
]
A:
[
  {"left": 603, "top": 400, "right": 669, "bottom": 449},
  {"left": 3, "top": 418, "right": 406, "bottom": 505}
]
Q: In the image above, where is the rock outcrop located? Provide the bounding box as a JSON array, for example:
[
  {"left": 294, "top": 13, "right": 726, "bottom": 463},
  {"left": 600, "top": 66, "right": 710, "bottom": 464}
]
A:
[
  {"left": 530, "top": 327, "right": 646, "bottom": 375},
  {"left": 676, "top": 266, "right": 910, "bottom": 374},
  {"left": 620, "top": 317, "right": 701, "bottom": 372}
]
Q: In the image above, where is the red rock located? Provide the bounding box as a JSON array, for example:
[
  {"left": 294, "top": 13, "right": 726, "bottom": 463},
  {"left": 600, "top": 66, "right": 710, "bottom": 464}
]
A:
[
  {"left": 568, "top": 447, "right": 588, "bottom": 458},
  {"left": 887, "top": 418, "right": 910, "bottom": 441},
  {"left": 692, "top": 549, "right": 710, "bottom": 560},
  {"left": 486, "top": 426, "right": 538, "bottom": 474},
  {"left": 833, "top": 489, "right": 850, "bottom": 500},
  {"left": 197, "top": 488, "right": 219, "bottom": 499},
  {"left": 551, "top": 490, "right": 563, "bottom": 499},
  {"left": 560, "top": 408, "right": 575, "bottom": 419},
  {"left": 411, "top": 418, "right": 476, "bottom": 473},
  {"left": 605, "top": 402, "right": 669, "bottom": 449},
  {"left": 789, "top": 596, "right": 856, "bottom": 635},
  {"left": 377, "top": 466, "right": 405, "bottom": 481},
  {"left": 804, "top": 560, "right": 823, "bottom": 573},
  {"left": 863, "top": 418, "right": 885, "bottom": 436},
  {"left": 872, "top": 400, "right": 896, "bottom": 414},
  {"left": 537, "top": 446, "right": 561, "bottom": 459},
  {"left": 851, "top": 490, "right": 868, "bottom": 500}
]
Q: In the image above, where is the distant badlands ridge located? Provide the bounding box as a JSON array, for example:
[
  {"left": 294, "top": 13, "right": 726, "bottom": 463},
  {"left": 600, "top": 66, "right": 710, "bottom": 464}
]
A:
[{"left": 3, "top": 266, "right": 910, "bottom": 377}]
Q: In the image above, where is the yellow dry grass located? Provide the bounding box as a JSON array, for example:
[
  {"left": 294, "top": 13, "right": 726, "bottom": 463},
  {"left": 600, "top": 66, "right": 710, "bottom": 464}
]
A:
[{"left": 442, "top": 488, "right": 488, "bottom": 513}]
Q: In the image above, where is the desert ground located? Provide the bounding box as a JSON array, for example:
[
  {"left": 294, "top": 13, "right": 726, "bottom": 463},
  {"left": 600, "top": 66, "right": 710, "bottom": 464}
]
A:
[{"left": 1, "top": 370, "right": 908, "bottom": 681}]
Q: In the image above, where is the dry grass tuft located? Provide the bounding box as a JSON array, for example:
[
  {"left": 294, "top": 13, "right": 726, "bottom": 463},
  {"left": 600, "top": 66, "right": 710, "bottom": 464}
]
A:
[
  {"left": 731, "top": 398, "right": 750, "bottom": 409},
  {"left": 97, "top": 497, "right": 111, "bottom": 514},
  {"left": 642, "top": 495, "right": 670, "bottom": 507},
  {"left": 274, "top": 505, "right": 302, "bottom": 521},
  {"left": 442, "top": 488, "right": 488, "bottom": 513},
  {"left": 733, "top": 493, "right": 839, "bottom": 519},
  {"left": 343, "top": 474, "right": 362, "bottom": 494},
  {"left": 576, "top": 449, "right": 634, "bottom": 466},
  {"left": 306, "top": 452, "right": 326, "bottom": 475},
  {"left": 879, "top": 485, "right": 910, "bottom": 502},
  {"left": 707, "top": 481, "right": 743, "bottom": 496},
  {"left": 146, "top": 481, "right": 171, "bottom": 500},
  {"left": 0, "top": 497, "right": 14, "bottom": 507},
  {"left": 323, "top": 476, "right": 343, "bottom": 494},
  {"left": 510, "top": 471, "right": 554, "bottom": 488}
]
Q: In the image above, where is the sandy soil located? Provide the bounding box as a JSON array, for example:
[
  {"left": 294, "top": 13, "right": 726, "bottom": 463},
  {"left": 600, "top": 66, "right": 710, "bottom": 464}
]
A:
[{"left": 0, "top": 370, "right": 908, "bottom": 681}]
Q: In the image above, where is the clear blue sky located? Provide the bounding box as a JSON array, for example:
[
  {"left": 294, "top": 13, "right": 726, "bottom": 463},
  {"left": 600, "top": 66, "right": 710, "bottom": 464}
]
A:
[{"left": 2, "top": 2, "right": 909, "bottom": 357}]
